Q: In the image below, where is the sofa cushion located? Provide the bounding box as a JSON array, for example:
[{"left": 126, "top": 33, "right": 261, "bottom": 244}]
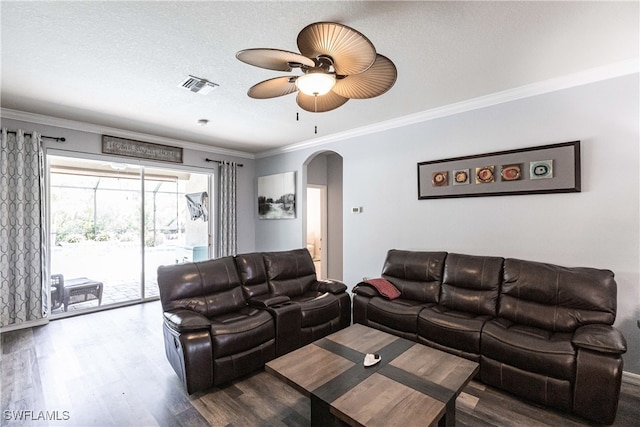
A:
[
  {"left": 481, "top": 317, "right": 576, "bottom": 381},
  {"left": 441, "top": 253, "right": 503, "bottom": 316},
  {"left": 235, "top": 252, "right": 270, "bottom": 299},
  {"left": 291, "top": 292, "right": 341, "bottom": 328},
  {"left": 210, "top": 308, "right": 275, "bottom": 358},
  {"left": 500, "top": 258, "right": 616, "bottom": 332},
  {"left": 381, "top": 250, "right": 447, "bottom": 303},
  {"left": 264, "top": 249, "right": 317, "bottom": 297},
  {"left": 417, "top": 305, "right": 491, "bottom": 356},
  {"left": 367, "top": 297, "right": 426, "bottom": 334},
  {"left": 481, "top": 355, "right": 573, "bottom": 413},
  {"left": 158, "top": 257, "right": 246, "bottom": 318}
]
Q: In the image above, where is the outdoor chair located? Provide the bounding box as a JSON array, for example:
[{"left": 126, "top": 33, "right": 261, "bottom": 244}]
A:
[
  {"left": 50, "top": 274, "right": 104, "bottom": 312},
  {"left": 50, "top": 274, "right": 64, "bottom": 311}
]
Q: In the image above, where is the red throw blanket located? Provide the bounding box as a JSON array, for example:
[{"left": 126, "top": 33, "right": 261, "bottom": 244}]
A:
[{"left": 364, "top": 278, "right": 401, "bottom": 300}]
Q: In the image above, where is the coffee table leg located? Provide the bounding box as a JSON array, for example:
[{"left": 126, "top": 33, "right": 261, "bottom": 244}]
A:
[
  {"left": 311, "top": 394, "right": 333, "bottom": 427},
  {"left": 311, "top": 394, "right": 331, "bottom": 426},
  {"left": 311, "top": 394, "right": 347, "bottom": 427},
  {"left": 438, "top": 400, "right": 456, "bottom": 427}
]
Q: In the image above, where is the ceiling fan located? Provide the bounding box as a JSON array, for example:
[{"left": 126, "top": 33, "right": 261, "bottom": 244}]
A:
[{"left": 236, "top": 22, "right": 397, "bottom": 113}]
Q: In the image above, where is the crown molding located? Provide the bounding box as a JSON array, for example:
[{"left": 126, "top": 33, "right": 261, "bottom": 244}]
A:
[
  {"left": 3, "top": 59, "right": 636, "bottom": 161},
  {"left": 0, "top": 108, "right": 256, "bottom": 160},
  {"left": 256, "top": 59, "right": 639, "bottom": 159}
]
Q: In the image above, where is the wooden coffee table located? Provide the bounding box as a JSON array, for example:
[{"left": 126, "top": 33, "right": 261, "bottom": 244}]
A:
[{"left": 266, "top": 323, "right": 478, "bottom": 427}]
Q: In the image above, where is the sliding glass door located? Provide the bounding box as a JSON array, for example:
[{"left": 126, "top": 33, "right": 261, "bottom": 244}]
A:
[{"left": 48, "top": 155, "right": 211, "bottom": 315}]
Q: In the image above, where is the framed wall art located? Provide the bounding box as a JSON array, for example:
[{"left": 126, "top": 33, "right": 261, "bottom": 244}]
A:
[
  {"left": 417, "top": 141, "right": 580, "bottom": 199},
  {"left": 258, "top": 171, "right": 296, "bottom": 219},
  {"left": 102, "top": 135, "right": 183, "bottom": 163}
]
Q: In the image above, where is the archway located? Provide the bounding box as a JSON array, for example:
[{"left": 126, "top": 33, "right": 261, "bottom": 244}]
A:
[{"left": 303, "top": 151, "right": 343, "bottom": 280}]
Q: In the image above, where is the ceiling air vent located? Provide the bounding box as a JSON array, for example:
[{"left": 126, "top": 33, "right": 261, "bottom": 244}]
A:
[{"left": 179, "top": 75, "right": 219, "bottom": 95}]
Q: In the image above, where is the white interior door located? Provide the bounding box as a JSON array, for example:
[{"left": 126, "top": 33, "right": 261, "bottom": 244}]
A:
[{"left": 306, "top": 185, "right": 327, "bottom": 279}]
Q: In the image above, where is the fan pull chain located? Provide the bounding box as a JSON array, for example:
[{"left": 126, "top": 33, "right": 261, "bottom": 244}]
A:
[{"left": 314, "top": 95, "right": 318, "bottom": 134}]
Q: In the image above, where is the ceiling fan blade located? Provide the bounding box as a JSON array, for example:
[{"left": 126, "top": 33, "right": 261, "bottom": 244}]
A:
[
  {"left": 332, "top": 54, "right": 397, "bottom": 99},
  {"left": 236, "top": 48, "right": 315, "bottom": 71},
  {"left": 296, "top": 91, "right": 349, "bottom": 113},
  {"left": 297, "top": 22, "right": 376, "bottom": 76},
  {"left": 247, "top": 76, "right": 298, "bottom": 99}
]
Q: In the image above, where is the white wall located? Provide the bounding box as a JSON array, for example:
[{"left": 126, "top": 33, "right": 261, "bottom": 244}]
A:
[
  {"left": 255, "top": 151, "right": 312, "bottom": 251},
  {"left": 255, "top": 74, "right": 640, "bottom": 374},
  {"left": 326, "top": 154, "right": 343, "bottom": 280},
  {"left": 0, "top": 117, "right": 257, "bottom": 254}
]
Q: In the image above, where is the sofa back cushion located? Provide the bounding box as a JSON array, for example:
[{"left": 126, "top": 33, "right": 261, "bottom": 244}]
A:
[
  {"left": 500, "top": 258, "right": 617, "bottom": 332},
  {"left": 441, "top": 253, "right": 503, "bottom": 315},
  {"left": 381, "top": 250, "right": 447, "bottom": 303},
  {"left": 235, "top": 252, "right": 269, "bottom": 299},
  {"left": 264, "top": 249, "right": 316, "bottom": 297},
  {"left": 157, "top": 256, "right": 246, "bottom": 318}
]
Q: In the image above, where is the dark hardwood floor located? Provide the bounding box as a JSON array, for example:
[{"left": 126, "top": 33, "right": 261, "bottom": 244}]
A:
[{"left": 2, "top": 301, "right": 639, "bottom": 427}]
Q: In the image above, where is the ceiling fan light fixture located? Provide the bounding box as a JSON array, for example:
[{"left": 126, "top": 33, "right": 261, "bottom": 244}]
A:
[
  {"left": 237, "top": 22, "right": 396, "bottom": 112},
  {"left": 295, "top": 72, "right": 335, "bottom": 96}
]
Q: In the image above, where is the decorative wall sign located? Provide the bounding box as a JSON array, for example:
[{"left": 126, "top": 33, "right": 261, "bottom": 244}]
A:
[
  {"left": 102, "top": 135, "right": 183, "bottom": 163},
  {"left": 258, "top": 171, "right": 296, "bottom": 219},
  {"left": 418, "top": 141, "right": 580, "bottom": 199}
]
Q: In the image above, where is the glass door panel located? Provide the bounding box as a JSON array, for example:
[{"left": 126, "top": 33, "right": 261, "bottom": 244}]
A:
[
  {"left": 49, "top": 157, "right": 142, "bottom": 313},
  {"left": 143, "top": 168, "right": 210, "bottom": 298}
]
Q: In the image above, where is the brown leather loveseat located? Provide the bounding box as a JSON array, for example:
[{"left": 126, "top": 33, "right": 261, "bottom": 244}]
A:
[
  {"left": 353, "top": 250, "right": 627, "bottom": 425},
  {"left": 157, "top": 248, "right": 350, "bottom": 394}
]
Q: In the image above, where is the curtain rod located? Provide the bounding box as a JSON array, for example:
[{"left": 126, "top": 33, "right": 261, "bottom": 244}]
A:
[
  {"left": 205, "top": 158, "right": 244, "bottom": 167},
  {"left": 5, "top": 130, "right": 66, "bottom": 142}
]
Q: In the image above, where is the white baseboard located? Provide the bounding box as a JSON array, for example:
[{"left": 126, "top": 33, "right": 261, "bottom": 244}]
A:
[
  {"left": 623, "top": 371, "right": 640, "bottom": 386},
  {"left": 0, "top": 317, "right": 49, "bottom": 334}
]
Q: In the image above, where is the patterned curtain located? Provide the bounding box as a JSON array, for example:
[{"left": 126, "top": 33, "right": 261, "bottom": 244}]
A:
[
  {"left": 0, "top": 129, "right": 46, "bottom": 328},
  {"left": 217, "top": 161, "right": 237, "bottom": 257}
]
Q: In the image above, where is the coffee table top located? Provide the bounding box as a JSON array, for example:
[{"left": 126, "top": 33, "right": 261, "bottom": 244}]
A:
[{"left": 265, "top": 323, "right": 479, "bottom": 426}]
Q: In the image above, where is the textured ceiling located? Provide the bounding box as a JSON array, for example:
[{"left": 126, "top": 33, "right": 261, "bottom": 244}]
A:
[{"left": 1, "top": 1, "right": 638, "bottom": 154}]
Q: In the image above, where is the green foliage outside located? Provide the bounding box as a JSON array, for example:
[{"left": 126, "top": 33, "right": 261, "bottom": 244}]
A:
[{"left": 52, "top": 186, "right": 179, "bottom": 247}]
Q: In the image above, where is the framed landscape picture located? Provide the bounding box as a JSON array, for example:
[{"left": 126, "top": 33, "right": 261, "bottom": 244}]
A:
[{"left": 258, "top": 171, "right": 296, "bottom": 219}]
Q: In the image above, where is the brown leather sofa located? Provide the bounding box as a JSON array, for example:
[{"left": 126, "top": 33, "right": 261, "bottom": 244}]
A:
[
  {"left": 353, "top": 250, "right": 627, "bottom": 425},
  {"left": 236, "top": 250, "right": 351, "bottom": 353},
  {"left": 157, "top": 248, "right": 350, "bottom": 394}
]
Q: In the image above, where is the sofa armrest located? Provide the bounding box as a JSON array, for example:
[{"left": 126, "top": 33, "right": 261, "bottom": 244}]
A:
[
  {"left": 162, "top": 322, "right": 213, "bottom": 394},
  {"left": 163, "top": 309, "right": 211, "bottom": 332},
  {"left": 573, "top": 327, "right": 626, "bottom": 424},
  {"left": 352, "top": 283, "right": 381, "bottom": 298},
  {"left": 314, "top": 279, "right": 347, "bottom": 294},
  {"left": 247, "top": 294, "right": 290, "bottom": 308},
  {"left": 572, "top": 324, "right": 627, "bottom": 355}
]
